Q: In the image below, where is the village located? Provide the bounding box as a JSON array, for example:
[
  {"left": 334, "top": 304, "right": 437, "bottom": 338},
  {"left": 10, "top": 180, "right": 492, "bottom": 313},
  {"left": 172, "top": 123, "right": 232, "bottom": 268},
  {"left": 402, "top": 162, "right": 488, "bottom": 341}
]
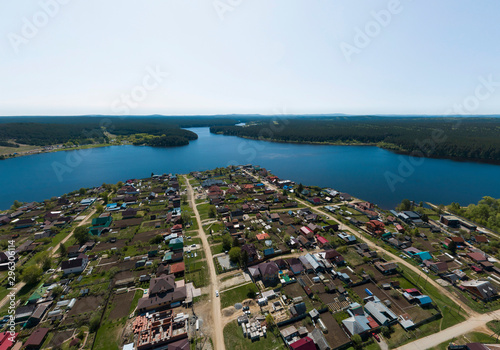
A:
[{"left": 0, "top": 165, "right": 498, "bottom": 350}]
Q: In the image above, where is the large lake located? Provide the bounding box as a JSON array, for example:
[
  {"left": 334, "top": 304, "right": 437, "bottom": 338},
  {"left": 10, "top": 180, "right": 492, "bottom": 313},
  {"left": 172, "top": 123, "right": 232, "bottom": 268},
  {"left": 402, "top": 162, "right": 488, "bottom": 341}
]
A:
[{"left": 1, "top": 127, "right": 499, "bottom": 210}]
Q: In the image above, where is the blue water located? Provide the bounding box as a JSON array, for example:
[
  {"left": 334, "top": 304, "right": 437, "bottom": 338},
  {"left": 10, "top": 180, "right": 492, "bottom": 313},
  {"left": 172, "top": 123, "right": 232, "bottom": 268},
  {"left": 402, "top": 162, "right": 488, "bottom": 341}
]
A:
[{"left": 0, "top": 127, "right": 499, "bottom": 210}]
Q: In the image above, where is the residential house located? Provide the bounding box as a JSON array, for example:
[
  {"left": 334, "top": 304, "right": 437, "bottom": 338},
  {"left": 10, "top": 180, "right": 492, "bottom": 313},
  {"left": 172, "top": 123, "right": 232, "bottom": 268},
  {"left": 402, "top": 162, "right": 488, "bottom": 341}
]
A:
[
  {"left": 461, "top": 280, "right": 498, "bottom": 301},
  {"left": 137, "top": 274, "right": 187, "bottom": 312},
  {"left": 289, "top": 337, "right": 316, "bottom": 350},
  {"left": 170, "top": 262, "right": 185, "bottom": 277},
  {"left": 364, "top": 296, "right": 398, "bottom": 326},
  {"left": 467, "top": 252, "right": 487, "bottom": 263},
  {"left": 14, "top": 218, "right": 35, "bottom": 229},
  {"left": 443, "top": 237, "right": 465, "bottom": 249},
  {"left": 23, "top": 327, "right": 49, "bottom": 349},
  {"left": 241, "top": 244, "right": 259, "bottom": 262},
  {"left": 61, "top": 254, "right": 88, "bottom": 275},
  {"left": 427, "top": 261, "right": 448, "bottom": 274},
  {"left": 375, "top": 262, "right": 398, "bottom": 275},
  {"left": 440, "top": 215, "right": 460, "bottom": 228},
  {"left": 366, "top": 220, "right": 385, "bottom": 236},
  {"left": 258, "top": 261, "right": 279, "bottom": 286},
  {"left": 322, "top": 249, "right": 345, "bottom": 265},
  {"left": 300, "top": 226, "right": 314, "bottom": 239}
]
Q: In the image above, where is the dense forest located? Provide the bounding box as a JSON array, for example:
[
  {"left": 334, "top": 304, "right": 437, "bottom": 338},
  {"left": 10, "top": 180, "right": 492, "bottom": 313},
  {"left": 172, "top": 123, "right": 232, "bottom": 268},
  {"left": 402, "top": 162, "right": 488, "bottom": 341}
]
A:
[
  {"left": 210, "top": 117, "right": 500, "bottom": 163},
  {"left": 449, "top": 197, "right": 500, "bottom": 233},
  {"left": 0, "top": 117, "right": 208, "bottom": 147}
]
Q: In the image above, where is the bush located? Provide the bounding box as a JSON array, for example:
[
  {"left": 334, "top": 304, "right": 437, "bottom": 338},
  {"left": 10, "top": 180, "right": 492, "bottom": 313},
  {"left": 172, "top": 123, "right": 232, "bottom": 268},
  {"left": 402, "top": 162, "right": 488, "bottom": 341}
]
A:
[{"left": 89, "top": 315, "right": 100, "bottom": 333}]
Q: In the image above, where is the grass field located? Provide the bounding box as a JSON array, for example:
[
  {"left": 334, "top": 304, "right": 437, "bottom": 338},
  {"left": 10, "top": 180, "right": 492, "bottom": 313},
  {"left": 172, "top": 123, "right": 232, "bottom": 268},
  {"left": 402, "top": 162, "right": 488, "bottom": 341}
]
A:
[
  {"left": 220, "top": 283, "right": 258, "bottom": 308},
  {"left": 223, "top": 320, "right": 286, "bottom": 350}
]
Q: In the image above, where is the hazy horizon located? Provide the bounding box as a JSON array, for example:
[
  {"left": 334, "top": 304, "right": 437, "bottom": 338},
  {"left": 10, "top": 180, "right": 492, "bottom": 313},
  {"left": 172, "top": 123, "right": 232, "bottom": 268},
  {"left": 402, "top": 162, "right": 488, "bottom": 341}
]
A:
[{"left": 2, "top": 1, "right": 500, "bottom": 116}]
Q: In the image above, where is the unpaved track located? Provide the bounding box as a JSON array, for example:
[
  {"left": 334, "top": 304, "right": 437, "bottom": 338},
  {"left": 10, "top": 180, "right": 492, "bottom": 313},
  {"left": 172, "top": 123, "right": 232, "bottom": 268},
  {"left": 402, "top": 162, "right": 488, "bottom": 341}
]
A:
[
  {"left": 243, "top": 170, "right": 484, "bottom": 350},
  {"left": 0, "top": 206, "right": 96, "bottom": 310},
  {"left": 185, "top": 176, "right": 225, "bottom": 350}
]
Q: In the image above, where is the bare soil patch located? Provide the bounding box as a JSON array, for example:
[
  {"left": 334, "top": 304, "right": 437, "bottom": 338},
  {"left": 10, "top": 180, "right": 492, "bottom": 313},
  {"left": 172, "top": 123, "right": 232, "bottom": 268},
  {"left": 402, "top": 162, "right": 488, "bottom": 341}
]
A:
[{"left": 109, "top": 291, "right": 135, "bottom": 320}]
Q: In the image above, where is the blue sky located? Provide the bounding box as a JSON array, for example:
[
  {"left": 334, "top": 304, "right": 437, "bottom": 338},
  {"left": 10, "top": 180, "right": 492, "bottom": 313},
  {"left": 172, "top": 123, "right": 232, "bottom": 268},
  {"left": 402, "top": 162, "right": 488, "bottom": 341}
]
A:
[{"left": 1, "top": 0, "right": 500, "bottom": 116}]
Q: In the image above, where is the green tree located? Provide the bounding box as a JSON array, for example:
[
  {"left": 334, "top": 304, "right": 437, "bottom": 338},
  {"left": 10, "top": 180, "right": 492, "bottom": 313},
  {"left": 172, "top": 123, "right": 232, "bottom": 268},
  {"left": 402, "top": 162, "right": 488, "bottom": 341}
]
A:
[
  {"left": 95, "top": 203, "right": 104, "bottom": 214},
  {"left": 89, "top": 315, "right": 100, "bottom": 333},
  {"left": 22, "top": 265, "right": 42, "bottom": 286},
  {"left": 222, "top": 234, "right": 232, "bottom": 251},
  {"left": 52, "top": 285, "right": 64, "bottom": 297},
  {"left": 181, "top": 212, "right": 191, "bottom": 225},
  {"left": 297, "top": 183, "right": 304, "bottom": 194},
  {"left": 79, "top": 188, "right": 86, "bottom": 195},
  {"left": 399, "top": 199, "right": 412, "bottom": 211},
  {"left": 351, "top": 334, "right": 362, "bottom": 348},
  {"left": 381, "top": 326, "right": 391, "bottom": 337},
  {"left": 240, "top": 249, "right": 249, "bottom": 268},
  {"left": 208, "top": 205, "right": 217, "bottom": 218},
  {"left": 229, "top": 247, "right": 241, "bottom": 263},
  {"left": 232, "top": 237, "right": 240, "bottom": 248},
  {"left": 150, "top": 235, "right": 164, "bottom": 245},
  {"left": 11, "top": 200, "right": 22, "bottom": 210},
  {"left": 41, "top": 255, "right": 52, "bottom": 271},
  {"left": 448, "top": 240, "right": 457, "bottom": 255},
  {"left": 74, "top": 226, "right": 90, "bottom": 245},
  {"left": 265, "top": 314, "right": 275, "bottom": 329}
]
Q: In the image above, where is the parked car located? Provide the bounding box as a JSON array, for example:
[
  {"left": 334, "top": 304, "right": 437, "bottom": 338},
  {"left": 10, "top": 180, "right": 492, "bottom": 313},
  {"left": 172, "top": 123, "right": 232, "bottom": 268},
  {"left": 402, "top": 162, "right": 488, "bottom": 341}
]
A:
[
  {"left": 372, "top": 333, "right": 380, "bottom": 342},
  {"left": 215, "top": 290, "right": 219, "bottom": 297}
]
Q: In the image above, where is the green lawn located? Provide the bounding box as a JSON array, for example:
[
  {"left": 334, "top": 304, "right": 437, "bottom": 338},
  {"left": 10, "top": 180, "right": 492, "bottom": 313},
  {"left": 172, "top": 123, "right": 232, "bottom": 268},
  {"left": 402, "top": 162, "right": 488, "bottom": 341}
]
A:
[
  {"left": 211, "top": 243, "right": 224, "bottom": 255},
  {"left": 220, "top": 283, "right": 258, "bottom": 309},
  {"left": 130, "top": 289, "right": 143, "bottom": 314},
  {"left": 197, "top": 203, "right": 214, "bottom": 221},
  {"left": 93, "top": 321, "right": 121, "bottom": 350},
  {"left": 223, "top": 320, "right": 286, "bottom": 350}
]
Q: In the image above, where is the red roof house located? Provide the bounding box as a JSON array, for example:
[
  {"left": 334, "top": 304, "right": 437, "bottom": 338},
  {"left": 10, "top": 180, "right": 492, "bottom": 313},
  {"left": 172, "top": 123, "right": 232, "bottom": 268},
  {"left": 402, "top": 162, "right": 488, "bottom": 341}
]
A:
[{"left": 290, "top": 337, "right": 316, "bottom": 350}]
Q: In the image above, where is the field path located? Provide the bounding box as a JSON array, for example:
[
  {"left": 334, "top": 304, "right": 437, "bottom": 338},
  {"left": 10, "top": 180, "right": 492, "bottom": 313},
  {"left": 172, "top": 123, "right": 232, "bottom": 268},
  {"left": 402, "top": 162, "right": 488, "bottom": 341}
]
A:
[{"left": 185, "top": 176, "right": 225, "bottom": 350}]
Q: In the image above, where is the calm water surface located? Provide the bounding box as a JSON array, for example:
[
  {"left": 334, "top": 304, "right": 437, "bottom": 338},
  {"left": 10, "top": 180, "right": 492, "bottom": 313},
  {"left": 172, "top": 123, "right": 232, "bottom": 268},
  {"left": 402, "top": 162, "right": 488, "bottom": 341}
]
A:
[{"left": 0, "top": 127, "right": 499, "bottom": 210}]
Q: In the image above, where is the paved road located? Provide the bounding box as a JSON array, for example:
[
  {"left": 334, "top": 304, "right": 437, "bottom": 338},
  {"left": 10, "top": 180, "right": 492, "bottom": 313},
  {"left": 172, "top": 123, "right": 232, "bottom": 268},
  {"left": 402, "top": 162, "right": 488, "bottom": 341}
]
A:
[{"left": 185, "top": 176, "right": 225, "bottom": 350}]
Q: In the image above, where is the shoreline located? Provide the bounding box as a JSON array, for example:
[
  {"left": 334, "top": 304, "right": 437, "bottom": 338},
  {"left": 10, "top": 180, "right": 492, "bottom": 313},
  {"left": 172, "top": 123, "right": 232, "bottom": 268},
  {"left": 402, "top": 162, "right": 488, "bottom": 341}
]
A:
[{"left": 213, "top": 133, "right": 500, "bottom": 166}]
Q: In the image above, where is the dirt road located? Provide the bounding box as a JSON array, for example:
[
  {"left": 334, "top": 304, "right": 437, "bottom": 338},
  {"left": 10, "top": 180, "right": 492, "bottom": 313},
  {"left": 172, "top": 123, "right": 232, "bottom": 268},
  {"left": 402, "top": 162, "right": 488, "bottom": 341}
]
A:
[
  {"left": 396, "top": 310, "right": 500, "bottom": 350},
  {"left": 0, "top": 206, "right": 96, "bottom": 310},
  {"left": 245, "top": 170, "right": 475, "bottom": 316},
  {"left": 185, "top": 176, "right": 225, "bottom": 350}
]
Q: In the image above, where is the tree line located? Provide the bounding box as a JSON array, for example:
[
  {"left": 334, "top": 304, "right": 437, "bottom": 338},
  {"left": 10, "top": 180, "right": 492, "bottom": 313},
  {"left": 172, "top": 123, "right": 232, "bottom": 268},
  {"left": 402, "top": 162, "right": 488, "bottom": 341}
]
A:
[
  {"left": 210, "top": 117, "right": 500, "bottom": 163},
  {"left": 449, "top": 196, "right": 500, "bottom": 233}
]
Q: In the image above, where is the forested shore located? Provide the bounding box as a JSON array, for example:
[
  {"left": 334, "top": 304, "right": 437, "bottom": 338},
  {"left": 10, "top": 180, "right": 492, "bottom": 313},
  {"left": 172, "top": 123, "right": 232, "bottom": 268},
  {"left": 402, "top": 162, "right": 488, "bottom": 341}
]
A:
[{"left": 210, "top": 117, "right": 500, "bottom": 164}]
